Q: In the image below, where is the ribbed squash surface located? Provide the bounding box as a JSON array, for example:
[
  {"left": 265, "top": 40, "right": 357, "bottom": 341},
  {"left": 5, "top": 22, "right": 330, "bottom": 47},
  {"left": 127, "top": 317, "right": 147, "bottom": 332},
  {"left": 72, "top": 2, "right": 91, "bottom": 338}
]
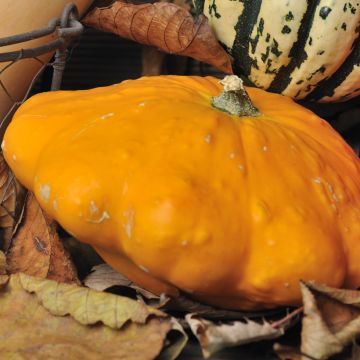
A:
[{"left": 3, "top": 76, "right": 360, "bottom": 309}]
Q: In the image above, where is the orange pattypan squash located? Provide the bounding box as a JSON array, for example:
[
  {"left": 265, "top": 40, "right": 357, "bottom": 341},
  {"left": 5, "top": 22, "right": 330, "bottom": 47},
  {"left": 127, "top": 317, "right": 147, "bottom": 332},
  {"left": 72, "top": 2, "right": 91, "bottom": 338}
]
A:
[{"left": 3, "top": 75, "right": 360, "bottom": 310}]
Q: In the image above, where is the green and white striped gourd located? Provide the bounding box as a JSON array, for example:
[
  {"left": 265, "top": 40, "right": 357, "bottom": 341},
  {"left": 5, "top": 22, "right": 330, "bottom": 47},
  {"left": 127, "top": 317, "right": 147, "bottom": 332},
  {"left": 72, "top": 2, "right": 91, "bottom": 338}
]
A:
[{"left": 194, "top": 0, "right": 360, "bottom": 102}]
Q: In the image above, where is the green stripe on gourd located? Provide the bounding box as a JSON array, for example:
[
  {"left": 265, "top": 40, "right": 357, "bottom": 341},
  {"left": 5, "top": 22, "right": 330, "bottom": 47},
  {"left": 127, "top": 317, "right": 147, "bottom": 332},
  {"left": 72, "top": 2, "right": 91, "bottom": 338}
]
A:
[{"left": 194, "top": 0, "right": 360, "bottom": 103}]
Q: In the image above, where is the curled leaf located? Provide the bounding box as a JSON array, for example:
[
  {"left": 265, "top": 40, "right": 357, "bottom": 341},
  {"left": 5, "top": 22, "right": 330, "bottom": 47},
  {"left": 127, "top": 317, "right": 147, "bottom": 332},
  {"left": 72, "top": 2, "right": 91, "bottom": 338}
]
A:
[
  {"left": 7, "top": 192, "right": 78, "bottom": 284},
  {"left": 83, "top": 0, "right": 233, "bottom": 74},
  {"left": 185, "top": 309, "right": 300, "bottom": 359},
  {"left": 300, "top": 281, "right": 360, "bottom": 360},
  {"left": 0, "top": 273, "right": 187, "bottom": 360}
]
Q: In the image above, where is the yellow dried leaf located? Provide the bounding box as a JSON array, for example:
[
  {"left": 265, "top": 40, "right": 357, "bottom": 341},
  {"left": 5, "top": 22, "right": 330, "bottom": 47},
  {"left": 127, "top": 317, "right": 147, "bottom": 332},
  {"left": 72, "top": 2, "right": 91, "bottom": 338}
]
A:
[
  {"left": 21, "top": 272, "right": 162, "bottom": 326},
  {"left": 0, "top": 273, "right": 187, "bottom": 360},
  {"left": 7, "top": 193, "right": 78, "bottom": 283}
]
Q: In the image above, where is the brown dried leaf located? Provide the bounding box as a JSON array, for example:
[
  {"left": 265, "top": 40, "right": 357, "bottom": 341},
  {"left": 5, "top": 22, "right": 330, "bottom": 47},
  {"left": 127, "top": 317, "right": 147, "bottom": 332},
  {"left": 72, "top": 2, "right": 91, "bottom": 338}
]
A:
[
  {"left": 300, "top": 281, "right": 360, "bottom": 360},
  {"left": 83, "top": 0, "right": 233, "bottom": 74},
  {"left": 7, "top": 192, "right": 78, "bottom": 284},
  {"left": 85, "top": 263, "right": 160, "bottom": 299},
  {"left": 350, "top": 343, "right": 360, "bottom": 360},
  {"left": 185, "top": 309, "right": 300, "bottom": 359},
  {"left": 0, "top": 153, "right": 26, "bottom": 250},
  {"left": 0, "top": 250, "right": 8, "bottom": 287},
  {"left": 0, "top": 250, "right": 5, "bottom": 273},
  {"left": 273, "top": 344, "right": 302, "bottom": 360},
  {"left": 0, "top": 273, "right": 187, "bottom": 359}
]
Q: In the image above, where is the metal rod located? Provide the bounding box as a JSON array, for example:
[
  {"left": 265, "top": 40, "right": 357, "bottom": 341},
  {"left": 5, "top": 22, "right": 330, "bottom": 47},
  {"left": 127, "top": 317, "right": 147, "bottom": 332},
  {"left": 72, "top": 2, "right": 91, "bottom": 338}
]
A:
[
  {"left": 0, "top": 2, "right": 84, "bottom": 138},
  {"left": 0, "top": 3, "right": 83, "bottom": 63},
  {"left": 0, "top": 39, "right": 64, "bottom": 62},
  {"left": 0, "top": 19, "right": 59, "bottom": 47}
]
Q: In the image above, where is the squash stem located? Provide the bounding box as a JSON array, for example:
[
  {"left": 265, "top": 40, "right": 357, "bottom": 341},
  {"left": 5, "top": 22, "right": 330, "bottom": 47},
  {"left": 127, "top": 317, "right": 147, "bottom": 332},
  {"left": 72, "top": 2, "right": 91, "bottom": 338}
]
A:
[{"left": 211, "top": 75, "right": 260, "bottom": 117}]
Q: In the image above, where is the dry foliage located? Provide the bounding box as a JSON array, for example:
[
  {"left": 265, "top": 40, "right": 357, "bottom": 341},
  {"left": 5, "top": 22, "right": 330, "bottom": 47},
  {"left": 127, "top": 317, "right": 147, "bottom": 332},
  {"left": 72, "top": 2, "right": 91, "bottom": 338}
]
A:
[
  {"left": 85, "top": 263, "right": 159, "bottom": 299},
  {"left": 141, "top": 0, "right": 190, "bottom": 76},
  {"left": 185, "top": 309, "right": 301, "bottom": 358},
  {"left": 300, "top": 281, "right": 360, "bottom": 360},
  {"left": 6, "top": 192, "right": 78, "bottom": 284},
  {"left": 0, "top": 250, "right": 8, "bottom": 287},
  {"left": 0, "top": 273, "right": 187, "bottom": 360},
  {"left": 83, "top": 0, "right": 233, "bottom": 74},
  {"left": 273, "top": 344, "right": 302, "bottom": 360},
  {"left": 0, "top": 154, "right": 26, "bottom": 250}
]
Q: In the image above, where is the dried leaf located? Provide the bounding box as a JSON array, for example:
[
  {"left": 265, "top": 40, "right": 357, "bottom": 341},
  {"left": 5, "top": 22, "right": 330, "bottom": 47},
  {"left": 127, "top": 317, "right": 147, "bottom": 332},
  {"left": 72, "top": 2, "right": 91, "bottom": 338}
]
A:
[
  {"left": 83, "top": 0, "right": 233, "bottom": 74},
  {"left": 0, "top": 153, "right": 26, "bottom": 250},
  {"left": 62, "top": 237, "right": 103, "bottom": 280},
  {"left": 350, "top": 343, "right": 360, "bottom": 360},
  {"left": 0, "top": 250, "right": 8, "bottom": 287},
  {"left": 141, "top": 0, "right": 191, "bottom": 76},
  {"left": 85, "top": 263, "right": 160, "bottom": 299},
  {"left": 300, "top": 281, "right": 360, "bottom": 360},
  {"left": 85, "top": 265, "right": 296, "bottom": 322},
  {"left": 273, "top": 344, "right": 302, "bottom": 360},
  {"left": 185, "top": 309, "right": 300, "bottom": 359},
  {"left": 7, "top": 192, "right": 78, "bottom": 284},
  {"left": 84, "top": 263, "right": 134, "bottom": 290},
  {"left": 164, "top": 293, "right": 292, "bottom": 321},
  {"left": 0, "top": 273, "right": 187, "bottom": 359},
  {"left": 0, "top": 250, "right": 5, "bottom": 273}
]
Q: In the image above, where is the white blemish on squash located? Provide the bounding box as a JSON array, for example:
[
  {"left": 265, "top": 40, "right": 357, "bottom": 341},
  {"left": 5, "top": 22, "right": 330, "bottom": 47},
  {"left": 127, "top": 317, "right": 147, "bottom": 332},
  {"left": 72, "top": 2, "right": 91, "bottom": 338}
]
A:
[
  {"left": 53, "top": 199, "right": 58, "bottom": 211},
  {"left": 1, "top": 140, "right": 5, "bottom": 151},
  {"left": 326, "top": 182, "right": 339, "bottom": 202},
  {"left": 39, "top": 184, "right": 51, "bottom": 202},
  {"left": 12, "top": 154, "right": 16, "bottom": 161},
  {"left": 181, "top": 240, "right": 189, "bottom": 247},
  {"left": 86, "top": 211, "right": 110, "bottom": 224},
  {"left": 313, "top": 177, "right": 322, "bottom": 184},
  {"left": 100, "top": 112, "right": 114, "bottom": 120},
  {"left": 139, "top": 264, "right": 149, "bottom": 273},
  {"left": 123, "top": 208, "right": 135, "bottom": 239},
  {"left": 229, "top": 152, "right": 236, "bottom": 160},
  {"left": 204, "top": 134, "right": 212, "bottom": 144},
  {"left": 89, "top": 200, "right": 99, "bottom": 214}
]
